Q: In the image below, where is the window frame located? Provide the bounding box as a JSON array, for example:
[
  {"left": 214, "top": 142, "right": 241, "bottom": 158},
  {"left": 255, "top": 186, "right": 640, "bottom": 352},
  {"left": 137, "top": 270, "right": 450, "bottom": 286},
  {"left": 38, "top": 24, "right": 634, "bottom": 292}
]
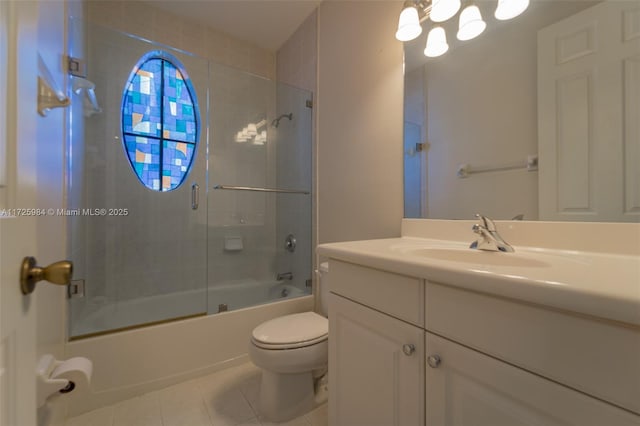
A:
[{"left": 120, "top": 50, "right": 200, "bottom": 192}]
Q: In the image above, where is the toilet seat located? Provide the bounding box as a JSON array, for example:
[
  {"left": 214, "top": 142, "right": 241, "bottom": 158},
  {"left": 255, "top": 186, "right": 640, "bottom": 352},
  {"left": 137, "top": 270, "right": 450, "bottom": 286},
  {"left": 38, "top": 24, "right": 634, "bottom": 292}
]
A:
[{"left": 251, "top": 312, "right": 328, "bottom": 350}]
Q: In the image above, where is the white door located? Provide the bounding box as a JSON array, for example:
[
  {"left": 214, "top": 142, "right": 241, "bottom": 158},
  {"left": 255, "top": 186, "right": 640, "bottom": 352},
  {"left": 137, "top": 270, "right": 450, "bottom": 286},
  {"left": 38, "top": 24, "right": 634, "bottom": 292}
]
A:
[
  {"left": 1, "top": 1, "right": 67, "bottom": 425},
  {"left": 425, "top": 333, "right": 640, "bottom": 426},
  {"left": 329, "top": 293, "right": 424, "bottom": 426},
  {"left": 538, "top": 0, "right": 640, "bottom": 222}
]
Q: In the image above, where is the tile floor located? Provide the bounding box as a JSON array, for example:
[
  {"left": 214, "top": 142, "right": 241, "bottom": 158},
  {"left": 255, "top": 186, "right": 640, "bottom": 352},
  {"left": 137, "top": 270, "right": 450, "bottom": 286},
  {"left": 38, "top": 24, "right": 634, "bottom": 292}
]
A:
[{"left": 65, "top": 363, "right": 328, "bottom": 426}]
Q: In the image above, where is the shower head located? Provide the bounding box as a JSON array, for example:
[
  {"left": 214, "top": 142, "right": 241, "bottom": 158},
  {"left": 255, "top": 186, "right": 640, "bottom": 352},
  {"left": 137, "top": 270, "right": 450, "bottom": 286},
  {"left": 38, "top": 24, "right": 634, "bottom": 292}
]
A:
[{"left": 271, "top": 113, "right": 293, "bottom": 128}]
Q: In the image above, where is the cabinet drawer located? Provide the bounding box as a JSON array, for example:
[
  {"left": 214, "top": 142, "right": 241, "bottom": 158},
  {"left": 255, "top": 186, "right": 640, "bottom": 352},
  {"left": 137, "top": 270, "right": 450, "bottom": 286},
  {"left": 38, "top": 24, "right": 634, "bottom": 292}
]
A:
[
  {"left": 329, "top": 260, "right": 424, "bottom": 326},
  {"left": 426, "top": 282, "right": 640, "bottom": 415}
]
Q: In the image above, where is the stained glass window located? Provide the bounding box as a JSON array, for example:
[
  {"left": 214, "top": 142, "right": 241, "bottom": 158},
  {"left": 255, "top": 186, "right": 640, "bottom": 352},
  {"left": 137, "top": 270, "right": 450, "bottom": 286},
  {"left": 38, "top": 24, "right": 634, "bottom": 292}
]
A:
[{"left": 122, "top": 52, "right": 199, "bottom": 191}]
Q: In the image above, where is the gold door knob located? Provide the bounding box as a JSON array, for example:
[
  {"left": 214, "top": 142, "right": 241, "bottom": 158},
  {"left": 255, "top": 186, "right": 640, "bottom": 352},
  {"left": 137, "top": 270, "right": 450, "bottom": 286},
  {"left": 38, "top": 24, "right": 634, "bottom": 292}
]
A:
[{"left": 20, "top": 256, "right": 73, "bottom": 295}]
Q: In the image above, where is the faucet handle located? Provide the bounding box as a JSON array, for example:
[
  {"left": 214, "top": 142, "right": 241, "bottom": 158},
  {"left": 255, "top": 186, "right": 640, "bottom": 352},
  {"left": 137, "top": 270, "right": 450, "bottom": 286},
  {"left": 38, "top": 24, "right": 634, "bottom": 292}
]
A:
[{"left": 474, "top": 213, "right": 496, "bottom": 231}]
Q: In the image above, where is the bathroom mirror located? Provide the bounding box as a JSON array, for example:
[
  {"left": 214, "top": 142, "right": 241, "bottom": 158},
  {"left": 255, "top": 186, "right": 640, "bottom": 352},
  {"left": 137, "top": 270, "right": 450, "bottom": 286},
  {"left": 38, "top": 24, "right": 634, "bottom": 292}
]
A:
[{"left": 403, "top": 0, "right": 640, "bottom": 223}]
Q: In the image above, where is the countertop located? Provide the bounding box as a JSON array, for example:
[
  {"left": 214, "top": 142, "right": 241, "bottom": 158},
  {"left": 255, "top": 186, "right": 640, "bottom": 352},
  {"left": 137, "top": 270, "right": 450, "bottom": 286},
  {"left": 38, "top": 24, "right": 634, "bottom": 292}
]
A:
[{"left": 317, "top": 237, "right": 640, "bottom": 327}]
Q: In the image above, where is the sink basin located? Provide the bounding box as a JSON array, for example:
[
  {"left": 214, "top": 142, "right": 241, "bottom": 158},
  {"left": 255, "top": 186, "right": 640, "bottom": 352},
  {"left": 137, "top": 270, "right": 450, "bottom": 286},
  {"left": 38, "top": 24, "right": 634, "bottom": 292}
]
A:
[{"left": 406, "top": 248, "right": 549, "bottom": 267}]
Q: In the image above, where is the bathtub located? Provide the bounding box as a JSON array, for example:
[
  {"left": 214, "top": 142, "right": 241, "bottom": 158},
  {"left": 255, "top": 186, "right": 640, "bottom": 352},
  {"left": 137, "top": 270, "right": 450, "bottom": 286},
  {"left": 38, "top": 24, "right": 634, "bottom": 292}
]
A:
[
  {"left": 209, "top": 279, "right": 307, "bottom": 313},
  {"left": 65, "top": 281, "right": 313, "bottom": 416},
  {"left": 70, "top": 280, "right": 307, "bottom": 338}
]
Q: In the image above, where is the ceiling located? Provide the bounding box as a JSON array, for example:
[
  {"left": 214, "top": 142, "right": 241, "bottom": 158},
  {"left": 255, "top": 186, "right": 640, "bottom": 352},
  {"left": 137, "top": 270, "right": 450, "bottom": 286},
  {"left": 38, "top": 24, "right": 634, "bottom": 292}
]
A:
[{"left": 147, "top": 0, "right": 321, "bottom": 51}]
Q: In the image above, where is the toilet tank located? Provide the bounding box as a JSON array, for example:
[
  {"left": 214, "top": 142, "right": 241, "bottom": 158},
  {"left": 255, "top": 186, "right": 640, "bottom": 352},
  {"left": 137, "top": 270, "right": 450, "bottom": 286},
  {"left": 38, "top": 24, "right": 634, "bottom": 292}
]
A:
[{"left": 317, "top": 262, "right": 330, "bottom": 317}]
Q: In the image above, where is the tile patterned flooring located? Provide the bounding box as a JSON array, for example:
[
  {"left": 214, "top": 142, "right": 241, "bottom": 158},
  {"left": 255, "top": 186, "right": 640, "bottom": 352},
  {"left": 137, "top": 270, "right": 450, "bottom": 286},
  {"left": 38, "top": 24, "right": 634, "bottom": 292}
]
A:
[{"left": 65, "top": 363, "right": 328, "bottom": 426}]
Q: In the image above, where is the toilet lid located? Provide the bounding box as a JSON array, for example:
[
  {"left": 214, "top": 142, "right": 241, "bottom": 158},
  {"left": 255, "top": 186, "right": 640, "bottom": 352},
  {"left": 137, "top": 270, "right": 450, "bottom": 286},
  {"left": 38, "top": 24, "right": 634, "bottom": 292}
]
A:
[{"left": 252, "top": 312, "right": 328, "bottom": 349}]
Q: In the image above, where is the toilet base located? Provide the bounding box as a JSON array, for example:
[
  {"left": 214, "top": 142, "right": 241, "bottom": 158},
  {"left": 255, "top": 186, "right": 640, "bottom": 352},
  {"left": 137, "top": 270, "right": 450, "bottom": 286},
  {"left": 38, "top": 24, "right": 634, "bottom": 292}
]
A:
[{"left": 258, "top": 370, "right": 315, "bottom": 422}]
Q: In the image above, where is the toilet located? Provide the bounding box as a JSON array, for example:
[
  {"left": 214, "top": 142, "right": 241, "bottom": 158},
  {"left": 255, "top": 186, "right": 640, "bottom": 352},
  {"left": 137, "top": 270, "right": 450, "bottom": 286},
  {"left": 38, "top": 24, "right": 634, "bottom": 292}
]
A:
[{"left": 249, "top": 262, "right": 330, "bottom": 422}]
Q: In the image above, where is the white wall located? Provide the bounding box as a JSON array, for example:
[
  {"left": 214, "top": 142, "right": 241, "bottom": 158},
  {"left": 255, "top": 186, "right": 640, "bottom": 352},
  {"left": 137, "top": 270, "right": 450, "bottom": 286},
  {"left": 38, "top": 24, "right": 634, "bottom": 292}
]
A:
[
  {"left": 277, "top": 10, "right": 317, "bottom": 94},
  {"left": 317, "top": 1, "right": 404, "bottom": 246}
]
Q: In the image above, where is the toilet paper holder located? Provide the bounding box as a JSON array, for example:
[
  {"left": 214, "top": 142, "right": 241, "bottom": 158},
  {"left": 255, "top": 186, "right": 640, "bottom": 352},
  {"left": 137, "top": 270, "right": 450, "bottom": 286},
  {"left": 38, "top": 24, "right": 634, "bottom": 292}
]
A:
[{"left": 36, "top": 354, "right": 92, "bottom": 407}]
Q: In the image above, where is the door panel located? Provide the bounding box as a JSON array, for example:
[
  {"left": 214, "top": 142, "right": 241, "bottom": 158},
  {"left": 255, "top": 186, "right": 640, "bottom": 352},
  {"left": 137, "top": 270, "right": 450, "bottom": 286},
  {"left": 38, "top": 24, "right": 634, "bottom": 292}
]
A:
[
  {"left": 1, "top": 1, "right": 51, "bottom": 425},
  {"left": 329, "top": 294, "right": 424, "bottom": 426},
  {"left": 538, "top": 0, "right": 640, "bottom": 222},
  {"left": 425, "top": 333, "right": 640, "bottom": 426}
]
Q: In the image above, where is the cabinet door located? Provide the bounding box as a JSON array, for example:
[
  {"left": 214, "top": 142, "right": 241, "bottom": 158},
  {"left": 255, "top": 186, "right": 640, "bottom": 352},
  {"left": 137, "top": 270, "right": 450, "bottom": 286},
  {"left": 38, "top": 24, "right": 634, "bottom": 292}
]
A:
[
  {"left": 329, "top": 294, "right": 424, "bottom": 426},
  {"left": 425, "top": 333, "right": 640, "bottom": 426}
]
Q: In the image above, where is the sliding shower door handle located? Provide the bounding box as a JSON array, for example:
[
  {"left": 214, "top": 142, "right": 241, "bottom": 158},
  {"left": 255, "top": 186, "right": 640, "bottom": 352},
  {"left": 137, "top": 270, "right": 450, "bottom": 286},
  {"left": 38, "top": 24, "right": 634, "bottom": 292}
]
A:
[{"left": 191, "top": 183, "right": 199, "bottom": 210}]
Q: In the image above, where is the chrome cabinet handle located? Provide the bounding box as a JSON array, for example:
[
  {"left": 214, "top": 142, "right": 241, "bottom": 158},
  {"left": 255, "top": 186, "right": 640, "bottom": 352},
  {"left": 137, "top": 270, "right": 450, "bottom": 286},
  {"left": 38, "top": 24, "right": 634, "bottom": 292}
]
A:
[
  {"left": 402, "top": 344, "right": 416, "bottom": 356},
  {"left": 192, "top": 183, "right": 199, "bottom": 210},
  {"left": 427, "top": 354, "right": 441, "bottom": 368}
]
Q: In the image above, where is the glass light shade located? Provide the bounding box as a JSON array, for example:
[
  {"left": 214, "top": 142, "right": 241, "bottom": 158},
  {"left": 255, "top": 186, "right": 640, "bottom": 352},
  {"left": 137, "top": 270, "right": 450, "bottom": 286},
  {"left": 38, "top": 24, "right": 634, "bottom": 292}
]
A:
[
  {"left": 424, "top": 26, "right": 449, "bottom": 57},
  {"left": 253, "top": 131, "right": 267, "bottom": 145},
  {"left": 395, "top": 6, "right": 422, "bottom": 41},
  {"left": 430, "top": 0, "right": 461, "bottom": 23},
  {"left": 457, "top": 5, "right": 486, "bottom": 41},
  {"left": 247, "top": 123, "right": 258, "bottom": 136},
  {"left": 235, "top": 131, "right": 248, "bottom": 142},
  {"left": 494, "top": 0, "right": 529, "bottom": 20}
]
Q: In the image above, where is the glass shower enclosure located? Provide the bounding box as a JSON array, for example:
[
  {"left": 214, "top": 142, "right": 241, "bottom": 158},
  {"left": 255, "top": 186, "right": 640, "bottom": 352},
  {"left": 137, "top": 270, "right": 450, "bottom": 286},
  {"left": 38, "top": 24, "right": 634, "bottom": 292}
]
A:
[{"left": 67, "top": 20, "right": 312, "bottom": 338}]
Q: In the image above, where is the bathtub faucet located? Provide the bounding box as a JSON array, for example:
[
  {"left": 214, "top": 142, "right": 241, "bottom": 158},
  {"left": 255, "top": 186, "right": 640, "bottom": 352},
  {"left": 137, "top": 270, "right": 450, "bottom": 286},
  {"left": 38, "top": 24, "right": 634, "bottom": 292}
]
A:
[{"left": 277, "top": 272, "right": 293, "bottom": 281}]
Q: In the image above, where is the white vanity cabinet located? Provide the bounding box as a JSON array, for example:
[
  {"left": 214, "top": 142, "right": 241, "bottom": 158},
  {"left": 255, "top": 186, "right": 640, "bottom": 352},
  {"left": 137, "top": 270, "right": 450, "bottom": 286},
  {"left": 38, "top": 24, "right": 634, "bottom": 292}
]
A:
[
  {"left": 328, "top": 261, "right": 425, "bottom": 426},
  {"left": 425, "top": 332, "right": 639, "bottom": 426},
  {"left": 329, "top": 294, "right": 424, "bottom": 426},
  {"left": 327, "top": 259, "right": 640, "bottom": 426}
]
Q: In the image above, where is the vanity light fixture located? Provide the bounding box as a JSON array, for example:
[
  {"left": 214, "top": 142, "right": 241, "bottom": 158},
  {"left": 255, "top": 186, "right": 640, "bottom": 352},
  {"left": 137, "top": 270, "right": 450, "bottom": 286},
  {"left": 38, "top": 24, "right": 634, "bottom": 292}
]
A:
[
  {"left": 457, "top": 4, "right": 486, "bottom": 41},
  {"left": 424, "top": 26, "right": 449, "bottom": 57},
  {"left": 494, "top": 0, "right": 529, "bottom": 20},
  {"left": 395, "top": 5, "right": 423, "bottom": 41},
  {"left": 395, "top": 0, "right": 528, "bottom": 57},
  {"left": 430, "top": 0, "right": 461, "bottom": 23}
]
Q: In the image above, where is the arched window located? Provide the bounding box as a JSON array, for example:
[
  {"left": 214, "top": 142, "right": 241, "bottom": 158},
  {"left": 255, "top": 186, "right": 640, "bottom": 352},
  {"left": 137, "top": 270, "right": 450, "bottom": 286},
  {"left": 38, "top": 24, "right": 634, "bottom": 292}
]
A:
[{"left": 121, "top": 51, "right": 199, "bottom": 191}]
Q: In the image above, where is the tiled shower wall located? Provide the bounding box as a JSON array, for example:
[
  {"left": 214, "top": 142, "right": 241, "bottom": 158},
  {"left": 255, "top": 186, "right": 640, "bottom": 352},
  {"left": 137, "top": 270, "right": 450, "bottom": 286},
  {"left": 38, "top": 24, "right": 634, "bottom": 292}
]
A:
[
  {"left": 87, "top": 1, "right": 275, "bottom": 80},
  {"left": 274, "top": 11, "right": 317, "bottom": 289},
  {"left": 276, "top": 10, "right": 317, "bottom": 92},
  {"left": 71, "top": 1, "right": 317, "bottom": 325}
]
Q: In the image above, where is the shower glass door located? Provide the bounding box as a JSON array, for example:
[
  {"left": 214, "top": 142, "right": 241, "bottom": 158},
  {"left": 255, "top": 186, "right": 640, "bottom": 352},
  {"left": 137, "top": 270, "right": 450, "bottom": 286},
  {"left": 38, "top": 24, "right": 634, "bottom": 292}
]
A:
[
  {"left": 67, "top": 20, "right": 209, "bottom": 338},
  {"left": 207, "top": 65, "right": 313, "bottom": 313}
]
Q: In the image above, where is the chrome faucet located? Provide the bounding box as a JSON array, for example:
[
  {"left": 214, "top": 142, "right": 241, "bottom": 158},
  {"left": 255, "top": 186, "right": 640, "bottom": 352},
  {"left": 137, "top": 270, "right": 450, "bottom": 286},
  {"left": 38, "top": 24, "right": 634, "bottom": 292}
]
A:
[
  {"left": 469, "top": 214, "right": 515, "bottom": 252},
  {"left": 277, "top": 272, "right": 293, "bottom": 281}
]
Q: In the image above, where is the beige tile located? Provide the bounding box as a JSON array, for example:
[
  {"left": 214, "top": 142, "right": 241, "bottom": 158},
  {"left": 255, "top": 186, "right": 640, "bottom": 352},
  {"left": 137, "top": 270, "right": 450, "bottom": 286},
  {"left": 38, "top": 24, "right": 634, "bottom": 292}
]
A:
[
  {"left": 112, "top": 392, "right": 163, "bottom": 426},
  {"left": 259, "top": 414, "right": 311, "bottom": 426},
  {"left": 121, "top": 1, "right": 155, "bottom": 41},
  {"left": 87, "top": 1, "right": 124, "bottom": 32},
  {"left": 158, "top": 377, "right": 204, "bottom": 410},
  {"left": 236, "top": 418, "right": 262, "bottom": 426},
  {"left": 200, "top": 366, "right": 261, "bottom": 425},
  {"left": 65, "top": 405, "right": 114, "bottom": 426},
  {"left": 265, "top": 54, "right": 276, "bottom": 80},
  {"left": 181, "top": 20, "right": 207, "bottom": 58},
  {"left": 65, "top": 364, "right": 316, "bottom": 426},
  {"left": 227, "top": 38, "right": 250, "bottom": 72},
  {"left": 305, "top": 404, "right": 328, "bottom": 426},
  {"left": 162, "top": 402, "right": 212, "bottom": 426},
  {"left": 203, "top": 387, "right": 256, "bottom": 426},
  {"left": 237, "top": 371, "right": 261, "bottom": 412},
  {"left": 206, "top": 29, "right": 229, "bottom": 63},
  {"left": 154, "top": 7, "right": 182, "bottom": 50}
]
